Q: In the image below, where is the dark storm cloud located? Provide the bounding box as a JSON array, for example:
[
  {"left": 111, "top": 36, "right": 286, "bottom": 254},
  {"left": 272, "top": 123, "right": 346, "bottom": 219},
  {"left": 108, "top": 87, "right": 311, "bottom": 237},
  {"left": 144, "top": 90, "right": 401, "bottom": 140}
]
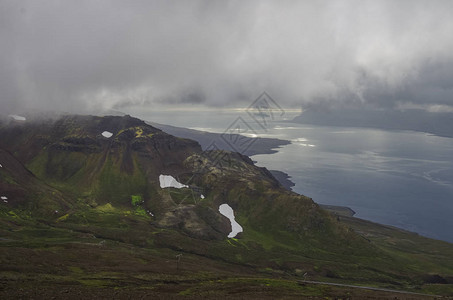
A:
[{"left": 1, "top": 0, "right": 453, "bottom": 113}]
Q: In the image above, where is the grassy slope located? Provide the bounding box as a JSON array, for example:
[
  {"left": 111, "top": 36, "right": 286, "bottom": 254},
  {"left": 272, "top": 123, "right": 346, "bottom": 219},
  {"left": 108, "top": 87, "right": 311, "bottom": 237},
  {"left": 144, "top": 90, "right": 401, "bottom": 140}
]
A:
[
  {"left": 1, "top": 115, "right": 453, "bottom": 298},
  {"left": 339, "top": 215, "right": 453, "bottom": 296},
  {"left": 0, "top": 209, "right": 450, "bottom": 299}
]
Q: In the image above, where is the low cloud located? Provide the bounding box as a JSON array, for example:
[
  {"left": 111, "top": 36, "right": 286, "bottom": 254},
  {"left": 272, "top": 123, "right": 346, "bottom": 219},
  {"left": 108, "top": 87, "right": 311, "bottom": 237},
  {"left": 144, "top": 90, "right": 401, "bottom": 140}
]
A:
[{"left": 1, "top": 0, "right": 453, "bottom": 114}]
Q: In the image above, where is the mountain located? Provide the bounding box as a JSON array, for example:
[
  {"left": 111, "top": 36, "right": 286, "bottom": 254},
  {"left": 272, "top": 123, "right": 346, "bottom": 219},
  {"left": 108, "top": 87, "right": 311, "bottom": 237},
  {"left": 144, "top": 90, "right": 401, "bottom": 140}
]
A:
[
  {"left": 0, "top": 147, "right": 71, "bottom": 215},
  {"left": 149, "top": 122, "right": 296, "bottom": 190},
  {"left": 0, "top": 114, "right": 452, "bottom": 298}
]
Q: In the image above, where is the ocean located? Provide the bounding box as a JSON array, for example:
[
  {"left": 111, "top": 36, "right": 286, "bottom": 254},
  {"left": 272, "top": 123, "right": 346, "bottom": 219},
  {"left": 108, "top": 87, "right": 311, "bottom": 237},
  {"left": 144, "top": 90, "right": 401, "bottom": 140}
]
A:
[{"left": 253, "top": 123, "right": 453, "bottom": 243}]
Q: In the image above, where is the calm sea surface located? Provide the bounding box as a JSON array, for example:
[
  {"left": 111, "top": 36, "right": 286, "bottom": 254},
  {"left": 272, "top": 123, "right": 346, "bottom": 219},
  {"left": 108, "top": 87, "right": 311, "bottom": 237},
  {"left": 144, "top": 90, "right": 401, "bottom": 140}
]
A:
[
  {"left": 128, "top": 108, "right": 453, "bottom": 243},
  {"left": 254, "top": 124, "right": 453, "bottom": 243}
]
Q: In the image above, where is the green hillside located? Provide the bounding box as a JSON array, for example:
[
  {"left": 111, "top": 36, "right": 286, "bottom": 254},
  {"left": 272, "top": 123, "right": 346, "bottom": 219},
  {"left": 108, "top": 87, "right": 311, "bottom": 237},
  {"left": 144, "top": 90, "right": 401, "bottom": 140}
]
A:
[{"left": 0, "top": 115, "right": 452, "bottom": 298}]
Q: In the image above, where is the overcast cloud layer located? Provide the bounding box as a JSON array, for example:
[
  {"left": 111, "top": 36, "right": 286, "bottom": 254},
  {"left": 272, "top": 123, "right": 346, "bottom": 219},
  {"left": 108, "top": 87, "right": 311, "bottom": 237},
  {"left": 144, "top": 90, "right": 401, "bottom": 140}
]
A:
[{"left": 1, "top": 0, "right": 453, "bottom": 113}]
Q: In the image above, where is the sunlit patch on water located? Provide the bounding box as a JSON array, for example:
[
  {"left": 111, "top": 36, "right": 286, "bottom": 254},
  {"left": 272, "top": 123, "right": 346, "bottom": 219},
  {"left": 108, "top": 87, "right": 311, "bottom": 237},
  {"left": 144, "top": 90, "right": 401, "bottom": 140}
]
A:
[
  {"left": 292, "top": 137, "right": 315, "bottom": 147},
  {"left": 189, "top": 127, "right": 215, "bottom": 132}
]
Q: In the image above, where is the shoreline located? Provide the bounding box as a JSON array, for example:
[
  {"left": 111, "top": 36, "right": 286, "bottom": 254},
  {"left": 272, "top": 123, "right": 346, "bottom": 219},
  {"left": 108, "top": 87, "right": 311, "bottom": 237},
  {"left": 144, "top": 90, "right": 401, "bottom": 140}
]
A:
[
  {"left": 149, "top": 122, "right": 291, "bottom": 156},
  {"left": 268, "top": 169, "right": 295, "bottom": 190},
  {"left": 319, "top": 204, "right": 356, "bottom": 217},
  {"left": 153, "top": 121, "right": 358, "bottom": 220}
]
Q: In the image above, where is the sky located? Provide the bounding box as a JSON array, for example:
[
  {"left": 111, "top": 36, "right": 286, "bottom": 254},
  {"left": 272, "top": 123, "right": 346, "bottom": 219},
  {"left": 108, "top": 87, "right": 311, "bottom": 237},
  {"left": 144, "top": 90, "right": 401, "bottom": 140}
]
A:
[{"left": 1, "top": 0, "right": 453, "bottom": 114}]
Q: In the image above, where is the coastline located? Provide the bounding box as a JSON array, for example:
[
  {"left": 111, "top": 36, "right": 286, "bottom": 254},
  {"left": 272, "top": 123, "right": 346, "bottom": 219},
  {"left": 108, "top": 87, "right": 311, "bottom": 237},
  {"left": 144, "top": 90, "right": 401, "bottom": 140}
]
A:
[
  {"left": 269, "top": 170, "right": 295, "bottom": 190},
  {"left": 153, "top": 121, "right": 358, "bottom": 220},
  {"left": 319, "top": 204, "right": 356, "bottom": 217},
  {"left": 149, "top": 122, "right": 291, "bottom": 156},
  {"left": 151, "top": 122, "right": 301, "bottom": 191}
]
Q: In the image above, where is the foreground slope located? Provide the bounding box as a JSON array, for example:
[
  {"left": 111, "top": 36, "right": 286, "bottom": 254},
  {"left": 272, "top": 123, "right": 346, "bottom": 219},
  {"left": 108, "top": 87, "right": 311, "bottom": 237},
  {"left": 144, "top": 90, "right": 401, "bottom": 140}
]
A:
[{"left": 0, "top": 114, "right": 452, "bottom": 298}]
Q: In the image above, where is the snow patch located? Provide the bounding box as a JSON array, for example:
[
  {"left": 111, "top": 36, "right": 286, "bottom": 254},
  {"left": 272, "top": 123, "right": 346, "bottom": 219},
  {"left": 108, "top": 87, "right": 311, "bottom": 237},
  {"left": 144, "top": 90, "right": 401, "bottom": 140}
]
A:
[
  {"left": 159, "top": 175, "right": 188, "bottom": 189},
  {"left": 200, "top": 194, "right": 205, "bottom": 199},
  {"left": 0, "top": 164, "right": 2, "bottom": 168},
  {"left": 9, "top": 115, "right": 26, "bottom": 121},
  {"left": 102, "top": 131, "right": 113, "bottom": 138},
  {"left": 219, "top": 204, "right": 243, "bottom": 238},
  {"left": 1, "top": 196, "right": 7, "bottom": 200}
]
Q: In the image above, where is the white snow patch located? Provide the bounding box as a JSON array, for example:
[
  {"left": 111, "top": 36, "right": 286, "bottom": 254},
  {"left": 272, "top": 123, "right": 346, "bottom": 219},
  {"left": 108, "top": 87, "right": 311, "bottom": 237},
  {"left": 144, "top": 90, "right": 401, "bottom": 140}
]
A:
[
  {"left": 219, "top": 204, "right": 243, "bottom": 238},
  {"left": 9, "top": 115, "right": 26, "bottom": 121},
  {"left": 102, "top": 131, "right": 113, "bottom": 138},
  {"left": 0, "top": 164, "right": 2, "bottom": 168},
  {"left": 1, "top": 196, "right": 7, "bottom": 200},
  {"left": 200, "top": 194, "right": 205, "bottom": 199},
  {"left": 159, "top": 175, "right": 188, "bottom": 189}
]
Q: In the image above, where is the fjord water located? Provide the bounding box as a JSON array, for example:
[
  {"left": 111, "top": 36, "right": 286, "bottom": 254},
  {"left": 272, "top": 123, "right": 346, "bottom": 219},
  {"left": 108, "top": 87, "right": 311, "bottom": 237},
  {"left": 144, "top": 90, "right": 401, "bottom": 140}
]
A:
[
  {"left": 253, "top": 124, "right": 453, "bottom": 243},
  {"left": 131, "top": 109, "right": 453, "bottom": 243}
]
